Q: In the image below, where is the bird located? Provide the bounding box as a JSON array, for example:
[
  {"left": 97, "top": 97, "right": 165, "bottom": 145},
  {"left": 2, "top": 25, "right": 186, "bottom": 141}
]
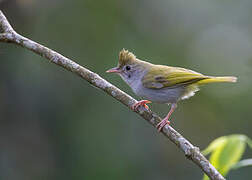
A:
[{"left": 106, "top": 49, "right": 237, "bottom": 132}]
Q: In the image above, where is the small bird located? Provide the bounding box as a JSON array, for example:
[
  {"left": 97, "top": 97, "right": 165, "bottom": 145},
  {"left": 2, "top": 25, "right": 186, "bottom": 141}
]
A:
[{"left": 107, "top": 49, "right": 237, "bottom": 132}]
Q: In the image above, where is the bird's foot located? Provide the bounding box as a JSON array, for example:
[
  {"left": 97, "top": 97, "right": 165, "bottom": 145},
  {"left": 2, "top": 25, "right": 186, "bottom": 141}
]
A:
[
  {"left": 156, "top": 103, "right": 177, "bottom": 132},
  {"left": 131, "top": 100, "right": 151, "bottom": 111},
  {"left": 156, "top": 118, "right": 170, "bottom": 132}
]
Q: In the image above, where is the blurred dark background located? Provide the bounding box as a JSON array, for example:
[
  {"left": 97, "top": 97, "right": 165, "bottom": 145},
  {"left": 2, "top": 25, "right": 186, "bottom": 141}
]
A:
[{"left": 0, "top": 0, "right": 252, "bottom": 179}]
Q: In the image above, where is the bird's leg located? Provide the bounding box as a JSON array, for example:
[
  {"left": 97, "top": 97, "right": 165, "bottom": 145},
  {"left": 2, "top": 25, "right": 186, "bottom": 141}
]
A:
[
  {"left": 131, "top": 100, "right": 152, "bottom": 111},
  {"left": 156, "top": 103, "right": 177, "bottom": 132}
]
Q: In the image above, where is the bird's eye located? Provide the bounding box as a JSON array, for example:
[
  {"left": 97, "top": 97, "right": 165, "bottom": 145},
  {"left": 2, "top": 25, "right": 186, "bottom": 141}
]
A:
[{"left": 125, "top": 65, "right": 131, "bottom": 71}]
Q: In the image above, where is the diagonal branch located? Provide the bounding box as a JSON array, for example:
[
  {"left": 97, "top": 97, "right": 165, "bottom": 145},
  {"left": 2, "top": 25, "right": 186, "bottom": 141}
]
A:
[{"left": 0, "top": 10, "right": 225, "bottom": 180}]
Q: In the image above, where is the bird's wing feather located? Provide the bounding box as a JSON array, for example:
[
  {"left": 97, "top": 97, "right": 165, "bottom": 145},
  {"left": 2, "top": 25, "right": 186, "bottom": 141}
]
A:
[{"left": 142, "top": 65, "right": 209, "bottom": 89}]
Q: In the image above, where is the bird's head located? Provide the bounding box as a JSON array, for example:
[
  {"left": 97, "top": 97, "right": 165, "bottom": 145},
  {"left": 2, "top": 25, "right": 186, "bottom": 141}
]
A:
[{"left": 106, "top": 49, "right": 151, "bottom": 85}]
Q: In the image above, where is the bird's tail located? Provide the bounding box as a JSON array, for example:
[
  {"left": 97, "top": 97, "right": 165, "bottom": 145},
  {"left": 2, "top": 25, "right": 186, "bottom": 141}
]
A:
[{"left": 197, "top": 76, "right": 237, "bottom": 85}]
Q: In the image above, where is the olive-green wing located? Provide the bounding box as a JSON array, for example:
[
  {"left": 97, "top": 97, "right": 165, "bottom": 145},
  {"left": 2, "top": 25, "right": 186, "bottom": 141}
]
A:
[{"left": 142, "top": 65, "right": 209, "bottom": 89}]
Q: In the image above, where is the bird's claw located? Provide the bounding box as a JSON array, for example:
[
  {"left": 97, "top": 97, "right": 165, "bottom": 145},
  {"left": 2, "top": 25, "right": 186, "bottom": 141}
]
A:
[
  {"left": 131, "top": 100, "right": 151, "bottom": 111},
  {"left": 156, "top": 119, "right": 170, "bottom": 132}
]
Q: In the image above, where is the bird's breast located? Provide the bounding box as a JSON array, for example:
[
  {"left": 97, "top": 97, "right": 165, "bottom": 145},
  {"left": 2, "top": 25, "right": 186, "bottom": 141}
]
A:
[{"left": 132, "top": 82, "right": 186, "bottom": 104}]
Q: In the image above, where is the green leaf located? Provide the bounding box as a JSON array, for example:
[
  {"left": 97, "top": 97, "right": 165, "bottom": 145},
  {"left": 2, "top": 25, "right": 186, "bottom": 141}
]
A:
[
  {"left": 203, "top": 137, "right": 228, "bottom": 180},
  {"left": 231, "top": 159, "right": 252, "bottom": 170},
  {"left": 202, "top": 136, "right": 227, "bottom": 156},
  {"left": 202, "top": 134, "right": 247, "bottom": 180}
]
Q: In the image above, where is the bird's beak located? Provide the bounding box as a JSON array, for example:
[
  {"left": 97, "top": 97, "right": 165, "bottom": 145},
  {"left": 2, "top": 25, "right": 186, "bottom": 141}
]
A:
[{"left": 106, "top": 67, "right": 121, "bottom": 73}]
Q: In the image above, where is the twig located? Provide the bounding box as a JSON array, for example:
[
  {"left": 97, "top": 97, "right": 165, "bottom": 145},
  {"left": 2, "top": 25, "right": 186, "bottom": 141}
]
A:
[{"left": 0, "top": 10, "right": 225, "bottom": 180}]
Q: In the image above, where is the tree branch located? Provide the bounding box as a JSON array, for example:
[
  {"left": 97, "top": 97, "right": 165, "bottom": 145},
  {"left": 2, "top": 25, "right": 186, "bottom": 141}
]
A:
[{"left": 0, "top": 10, "right": 225, "bottom": 180}]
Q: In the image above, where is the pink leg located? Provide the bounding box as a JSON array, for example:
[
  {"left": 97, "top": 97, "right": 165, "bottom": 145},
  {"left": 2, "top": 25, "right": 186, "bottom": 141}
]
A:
[
  {"left": 131, "top": 100, "right": 152, "bottom": 111},
  {"left": 156, "top": 103, "right": 177, "bottom": 132}
]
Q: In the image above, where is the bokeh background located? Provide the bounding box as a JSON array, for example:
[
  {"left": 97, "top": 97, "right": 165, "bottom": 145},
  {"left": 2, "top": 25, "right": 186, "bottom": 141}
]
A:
[{"left": 0, "top": 0, "right": 252, "bottom": 179}]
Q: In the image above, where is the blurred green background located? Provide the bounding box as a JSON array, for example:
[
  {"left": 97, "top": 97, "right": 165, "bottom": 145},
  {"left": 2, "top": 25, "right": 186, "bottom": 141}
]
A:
[{"left": 0, "top": 0, "right": 252, "bottom": 179}]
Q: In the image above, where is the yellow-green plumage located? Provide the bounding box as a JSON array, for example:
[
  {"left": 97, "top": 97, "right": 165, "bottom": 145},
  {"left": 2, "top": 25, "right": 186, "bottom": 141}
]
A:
[
  {"left": 142, "top": 65, "right": 237, "bottom": 89},
  {"left": 196, "top": 76, "right": 237, "bottom": 84}
]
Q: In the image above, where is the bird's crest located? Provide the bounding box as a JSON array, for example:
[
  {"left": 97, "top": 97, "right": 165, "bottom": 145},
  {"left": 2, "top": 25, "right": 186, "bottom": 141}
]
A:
[{"left": 118, "top": 49, "right": 136, "bottom": 67}]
